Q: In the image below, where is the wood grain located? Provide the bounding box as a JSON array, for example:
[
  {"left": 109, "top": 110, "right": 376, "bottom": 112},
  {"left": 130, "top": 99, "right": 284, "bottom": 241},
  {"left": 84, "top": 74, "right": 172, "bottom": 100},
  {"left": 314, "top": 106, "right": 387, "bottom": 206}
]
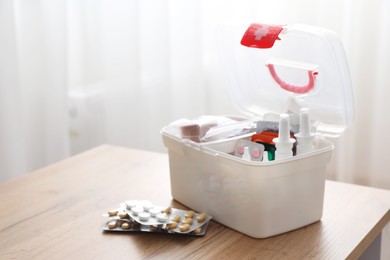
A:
[{"left": 0, "top": 145, "right": 389, "bottom": 259}]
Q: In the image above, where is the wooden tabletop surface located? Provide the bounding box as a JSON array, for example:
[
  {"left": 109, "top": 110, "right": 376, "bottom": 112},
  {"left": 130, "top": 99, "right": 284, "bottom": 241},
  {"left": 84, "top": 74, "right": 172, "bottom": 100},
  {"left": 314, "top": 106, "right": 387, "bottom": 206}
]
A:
[{"left": 0, "top": 145, "right": 389, "bottom": 259}]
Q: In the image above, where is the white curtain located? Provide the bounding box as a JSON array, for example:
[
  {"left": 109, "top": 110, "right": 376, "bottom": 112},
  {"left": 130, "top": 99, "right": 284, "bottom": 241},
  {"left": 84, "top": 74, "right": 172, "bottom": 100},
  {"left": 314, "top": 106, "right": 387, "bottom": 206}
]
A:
[
  {"left": 1, "top": 1, "right": 390, "bottom": 188},
  {"left": 0, "top": 0, "right": 69, "bottom": 182}
]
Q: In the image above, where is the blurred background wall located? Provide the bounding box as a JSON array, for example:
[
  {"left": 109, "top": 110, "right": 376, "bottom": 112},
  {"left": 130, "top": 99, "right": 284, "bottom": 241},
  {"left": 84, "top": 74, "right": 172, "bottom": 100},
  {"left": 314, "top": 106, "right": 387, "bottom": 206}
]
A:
[{"left": 1, "top": 0, "right": 389, "bottom": 193}]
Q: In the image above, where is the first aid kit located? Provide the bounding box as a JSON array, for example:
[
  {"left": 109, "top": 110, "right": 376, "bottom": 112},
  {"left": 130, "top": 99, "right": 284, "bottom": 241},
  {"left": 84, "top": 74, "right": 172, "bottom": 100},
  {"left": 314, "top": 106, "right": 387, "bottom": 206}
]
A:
[{"left": 161, "top": 23, "right": 354, "bottom": 238}]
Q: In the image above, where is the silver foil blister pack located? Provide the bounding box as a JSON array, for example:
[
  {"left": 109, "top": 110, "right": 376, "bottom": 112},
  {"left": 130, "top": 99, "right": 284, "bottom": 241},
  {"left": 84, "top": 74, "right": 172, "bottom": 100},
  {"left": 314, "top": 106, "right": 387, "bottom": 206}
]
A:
[{"left": 102, "top": 200, "right": 212, "bottom": 236}]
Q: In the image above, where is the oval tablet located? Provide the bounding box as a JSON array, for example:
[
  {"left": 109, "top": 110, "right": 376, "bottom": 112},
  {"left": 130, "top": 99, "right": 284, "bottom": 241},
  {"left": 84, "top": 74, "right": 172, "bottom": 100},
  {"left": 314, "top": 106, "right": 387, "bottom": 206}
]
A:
[
  {"left": 121, "top": 222, "right": 130, "bottom": 229},
  {"left": 108, "top": 210, "right": 118, "bottom": 217},
  {"left": 171, "top": 215, "right": 181, "bottom": 222},
  {"left": 184, "top": 210, "right": 195, "bottom": 218},
  {"left": 119, "top": 212, "right": 128, "bottom": 219},
  {"left": 108, "top": 221, "right": 117, "bottom": 229},
  {"left": 162, "top": 207, "right": 172, "bottom": 214},
  {"left": 167, "top": 222, "right": 178, "bottom": 229},
  {"left": 196, "top": 213, "right": 207, "bottom": 222},
  {"left": 182, "top": 218, "right": 193, "bottom": 225},
  {"left": 179, "top": 223, "right": 190, "bottom": 232}
]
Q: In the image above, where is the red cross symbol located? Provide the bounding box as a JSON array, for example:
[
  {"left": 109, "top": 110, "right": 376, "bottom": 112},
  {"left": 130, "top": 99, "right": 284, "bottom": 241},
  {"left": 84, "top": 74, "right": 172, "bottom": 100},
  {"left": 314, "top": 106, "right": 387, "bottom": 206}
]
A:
[{"left": 241, "top": 23, "right": 284, "bottom": 49}]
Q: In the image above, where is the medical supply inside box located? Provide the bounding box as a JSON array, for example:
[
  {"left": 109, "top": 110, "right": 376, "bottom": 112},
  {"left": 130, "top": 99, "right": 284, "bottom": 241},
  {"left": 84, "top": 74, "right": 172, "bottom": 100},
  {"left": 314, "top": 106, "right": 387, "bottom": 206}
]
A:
[{"left": 161, "top": 23, "right": 354, "bottom": 238}]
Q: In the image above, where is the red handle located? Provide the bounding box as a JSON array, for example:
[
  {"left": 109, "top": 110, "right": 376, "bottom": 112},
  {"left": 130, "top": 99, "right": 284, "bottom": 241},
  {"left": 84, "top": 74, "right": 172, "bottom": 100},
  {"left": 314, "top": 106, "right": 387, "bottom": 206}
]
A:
[{"left": 266, "top": 63, "right": 317, "bottom": 94}]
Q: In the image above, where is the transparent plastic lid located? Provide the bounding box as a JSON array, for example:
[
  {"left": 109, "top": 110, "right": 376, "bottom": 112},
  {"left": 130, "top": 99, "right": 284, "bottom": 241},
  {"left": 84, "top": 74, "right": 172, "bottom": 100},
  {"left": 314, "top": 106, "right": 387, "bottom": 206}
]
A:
[{"left": 216, "top": 23, "right": 354, "bottom": 137}]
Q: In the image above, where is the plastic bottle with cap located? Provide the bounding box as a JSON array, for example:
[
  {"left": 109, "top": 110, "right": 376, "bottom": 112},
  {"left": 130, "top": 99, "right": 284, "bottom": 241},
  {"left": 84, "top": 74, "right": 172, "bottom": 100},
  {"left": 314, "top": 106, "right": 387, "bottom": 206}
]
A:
[
  {"left": 295, "top": 108, "right": 315, "bottom": 155},
  {"left": 241, "top": 147, "right": 251, "bottom": 161},
  {"left": 262, "top": 151, "right": 269, "bottom": 162},
  {"left": 273, "top": 114, "right": 296, "bottom": 160}
]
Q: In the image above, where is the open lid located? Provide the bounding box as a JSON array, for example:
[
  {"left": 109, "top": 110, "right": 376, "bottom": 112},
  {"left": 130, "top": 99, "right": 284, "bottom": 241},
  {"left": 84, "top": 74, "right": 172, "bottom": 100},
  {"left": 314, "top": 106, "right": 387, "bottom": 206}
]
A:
[{"left": 216, "top": 23, "right": 354, "bottom": 137}]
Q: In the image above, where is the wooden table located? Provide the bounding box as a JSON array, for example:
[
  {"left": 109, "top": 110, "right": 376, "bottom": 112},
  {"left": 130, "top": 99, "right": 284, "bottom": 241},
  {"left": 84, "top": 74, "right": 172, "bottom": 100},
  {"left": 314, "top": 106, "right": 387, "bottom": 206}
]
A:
[{"left": 1, "top": 145, "right": 389, "bottom": 259}]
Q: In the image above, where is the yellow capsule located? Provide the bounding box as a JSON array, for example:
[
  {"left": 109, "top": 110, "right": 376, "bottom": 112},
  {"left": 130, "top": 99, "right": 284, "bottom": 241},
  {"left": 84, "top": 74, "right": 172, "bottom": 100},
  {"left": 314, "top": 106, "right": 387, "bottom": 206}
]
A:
[
  {"left": 118, "top": 212, "right": 128, "bottom": 219},
  {"left": 108, "top": 210, "right": 118, "bottom": 217},
  {"left": 184, "top": 210, "right": 195, "bottom": 218},
  {"left": 121, "top": 222, "right": 130, "bottom": 229},
  {"left": 179, "top": 223, "right": 190, "bottom": 232},
  {"left": 161, "top": 207, "right": 172, "bottom": 214},
  {"left": 196, "top": 213, "right": 207, "bottom": 222},
  {"left": 182, "top": 218, "right": 193, "bottom": 225},
  {"left": 171, "top": 215, "right": 181, "bottom": 222},
  {"left": 107, "top": 221, "right": 117, "bottom": 229},
  {"left": 167, "top": 222, "right": 178, "bottom": 229}
]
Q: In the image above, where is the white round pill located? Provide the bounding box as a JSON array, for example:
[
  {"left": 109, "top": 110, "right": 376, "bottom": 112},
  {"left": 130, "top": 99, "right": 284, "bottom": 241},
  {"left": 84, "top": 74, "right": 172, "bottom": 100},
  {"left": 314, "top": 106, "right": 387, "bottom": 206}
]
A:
[
  {"left": 156, "top": 213, "right": 168, "bottom": 223},
  {"left": 132, "top": 206, "right": 144, "bottom": 216},
  {"left": 149, "top": 208, "right": 161, "bottom": 217},
  {"left": 138, "top": 212, "right": 151, "bottom": 221},
  {"left": 143, "top": 203, "right": 153, "bottom": 212},
  {"left": 125, "top": 200, "right": 138, "bottom": 210}
]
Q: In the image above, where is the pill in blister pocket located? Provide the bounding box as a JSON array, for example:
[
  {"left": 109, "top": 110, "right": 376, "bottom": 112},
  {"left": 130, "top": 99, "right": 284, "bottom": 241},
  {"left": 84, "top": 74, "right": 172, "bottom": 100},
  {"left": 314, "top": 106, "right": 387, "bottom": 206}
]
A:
[
  {"left": 132, "top": 206, "right": 144, "bottom": 216},
  {"left": 108, "top": 210, "right": 118, "bottom": 217},
  {"left": 161, "top": 207, "right": 172, "bottom": 214},
  {"left": 149, "top": 208, "right": 161, "bottom": 217},
  {"left": 125, "top": 200, "right": 138, "bottom": 210},
  {"left": 167, "top": 222, "right": 178, "bottom": 229},
  {"left": 119, "top": 212, "right": 128, "bottom": 219},
  {"left": 143, "top": 203, "right": 153, "bottom": 212},
  {"left": 171, "top": 215, "right": 181, "bottom": 222},
  {"left": 157, "top": 213, "right": 169, "bottom": 223},
  {"left": 184, "top": 210, "right": 195, "bottom": 218},
  {"left": 121, "top": 222, "right": 130, "bottom": 229},
  {"left": 182, "top": 218, "right": 193, "bottom": 225},
  {"left": 234, "top": 139, "right": 265, "bottom": 162},
  {"left": 139, "top": 212, "right": 151, "bottom": 221},
  {"left": 179, "top": 224, "right": 190, "bottom": 232},
  {"left": 108, "top": 221, "right": 117, "bottom": 229},
  {"left": 196, "top": 213, "right": 207, "bottom": 222}
]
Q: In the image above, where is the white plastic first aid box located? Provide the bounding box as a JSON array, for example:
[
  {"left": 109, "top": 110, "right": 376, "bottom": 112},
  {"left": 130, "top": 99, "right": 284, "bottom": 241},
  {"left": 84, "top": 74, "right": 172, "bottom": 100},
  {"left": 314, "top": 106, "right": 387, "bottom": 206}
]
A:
[{"left": 161, "top": 23, "right": 354, "bottom": 238}]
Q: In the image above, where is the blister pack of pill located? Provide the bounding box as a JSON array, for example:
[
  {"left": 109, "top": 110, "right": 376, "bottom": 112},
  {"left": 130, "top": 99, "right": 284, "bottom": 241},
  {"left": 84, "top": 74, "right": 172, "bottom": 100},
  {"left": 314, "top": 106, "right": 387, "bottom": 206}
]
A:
[
  {"left": 234, "top": 139, "right": 265, "bottom": 161},
  {"left": 102, "top": 200, "right": 212, "bottom": 236}
]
